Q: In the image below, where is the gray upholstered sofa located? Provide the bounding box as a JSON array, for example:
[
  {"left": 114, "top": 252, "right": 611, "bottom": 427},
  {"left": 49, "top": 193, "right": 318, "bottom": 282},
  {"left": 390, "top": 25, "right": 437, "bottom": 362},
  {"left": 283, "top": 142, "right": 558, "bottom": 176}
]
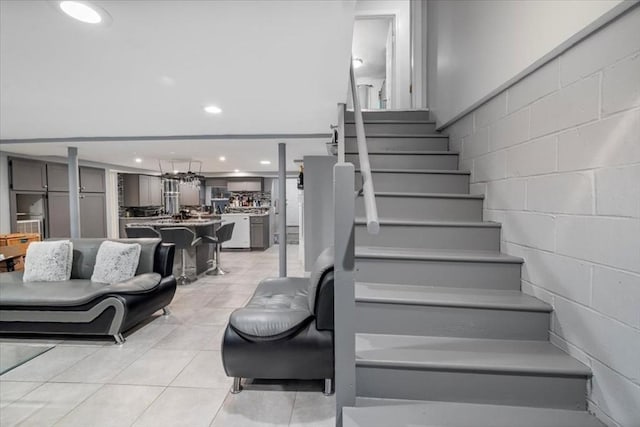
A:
[
  {"left": 0, "top": 238, "right": 176, "bottom": 344},
  {"left": 222, "top": 247, "right": 334, "bottom": 394}
]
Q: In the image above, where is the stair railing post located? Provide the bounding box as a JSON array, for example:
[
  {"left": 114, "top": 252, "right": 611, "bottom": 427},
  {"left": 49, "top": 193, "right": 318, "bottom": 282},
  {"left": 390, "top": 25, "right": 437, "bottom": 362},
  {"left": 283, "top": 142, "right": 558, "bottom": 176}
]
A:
[{"left": 333, "top": 163, "right": 356, "bottom": 426}]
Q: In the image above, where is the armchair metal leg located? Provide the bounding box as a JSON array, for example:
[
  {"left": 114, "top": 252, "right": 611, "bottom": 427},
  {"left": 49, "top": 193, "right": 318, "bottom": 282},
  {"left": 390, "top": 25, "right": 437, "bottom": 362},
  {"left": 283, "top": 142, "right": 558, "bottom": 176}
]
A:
[
  {"left": 162, "top": 307, "right": 171, "bottom": 316},
  {"left": 114, "top": 333, "right": 125, "bottom": 345},
  {"left": 323, "top": 378, "right": 333, "bottom": 396},
  {"left": 231, "top": 377, "right": 242, "bottom": 394}
]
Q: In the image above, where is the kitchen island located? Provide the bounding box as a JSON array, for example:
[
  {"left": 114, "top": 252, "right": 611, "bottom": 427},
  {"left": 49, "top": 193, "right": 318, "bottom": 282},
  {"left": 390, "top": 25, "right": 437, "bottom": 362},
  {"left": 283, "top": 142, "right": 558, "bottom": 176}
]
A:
[{"left": 126, "top": 219, "right": 221, "bottom": 281}]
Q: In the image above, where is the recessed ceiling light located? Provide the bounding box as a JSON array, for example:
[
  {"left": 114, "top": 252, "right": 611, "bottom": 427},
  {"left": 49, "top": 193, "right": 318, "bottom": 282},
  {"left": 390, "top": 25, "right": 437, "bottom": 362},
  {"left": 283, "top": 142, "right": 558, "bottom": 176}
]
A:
[
  {"left": 134, "top": 158, "right": 142, "bottom": 163},
  {"left": 59, "top": 1, "right": 103, "bottom": 24},
  {"left": 234, "top": 169, "right": 240, "bottom": 173},
  {"left": 260, "top": 160, "right": 271, "bottom": 165},
  {"left": 219, "top": 156, "right": 226, "bottom": 162},
  {"left": 204, "top": 105, "right": 222, "bottom": 114},
  {"left": 352, "top": 58, "right": 364, "bottom": 69},
  {"left": 173, "top": 169, "right": 179, "bottom": 174}
]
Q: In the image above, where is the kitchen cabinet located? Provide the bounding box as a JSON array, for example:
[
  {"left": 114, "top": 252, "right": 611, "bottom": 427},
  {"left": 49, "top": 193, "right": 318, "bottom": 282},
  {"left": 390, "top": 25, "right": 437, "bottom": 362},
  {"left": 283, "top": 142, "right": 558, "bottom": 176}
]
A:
[
  {"left": 123, "top": 174, "right": 162, "bottom": 206},
  {"left": 10, "top": 158, "right": 47, "bottom": 192},
  {"left": 250, "top": 215, "right": 270, "bottom": 250},
  {"left": 46, "top": 163, "right": 69, "bottom": 191},
  {"left": 47, "top": 192, "right": 106, "bottom": 238},
  {"left": 221, "top": 214, "right": 250, "bottom": 248},
  {"left": 79, "top": 167, "right": 105, "bottom": 193},
  {"left": 148, "top": 176, "right": 162, "bottom": 205},
  {"left": 47, "top": 192, "right": 71, "bottom": 238},
  {"left": 179, "top": 182, "right": 202, "bottom": 206},
  {"left": 227, "top": 179, "right": 263, "bottom": 192},
  {"left": 80, "top": 193, "right": 107, "bottom": 237}
]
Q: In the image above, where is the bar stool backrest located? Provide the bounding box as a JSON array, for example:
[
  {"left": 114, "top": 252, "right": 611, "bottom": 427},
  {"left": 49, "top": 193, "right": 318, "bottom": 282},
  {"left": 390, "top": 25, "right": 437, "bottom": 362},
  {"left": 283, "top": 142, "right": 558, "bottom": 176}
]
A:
[
  {"left": 159, "top": 227, "right": 197, "bottom": 250},
  {"left": 125, "top": 226, "right": 161, "bottom": 239},
  {"left": 216, "top": 222, "right": 235, "bottom": 244}
]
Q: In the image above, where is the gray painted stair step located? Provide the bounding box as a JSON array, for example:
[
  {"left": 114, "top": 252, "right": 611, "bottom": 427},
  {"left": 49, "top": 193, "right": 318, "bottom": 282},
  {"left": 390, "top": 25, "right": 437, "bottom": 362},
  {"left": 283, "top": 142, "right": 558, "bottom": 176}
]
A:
[
  {"left": 356, "top": 192, "right": 484, "bottom": 222},
  {"left": 355, "top": 219, "right": 501, "bottom": 251},
  {"left": 345, "top": 135, "right": 449, "bottom": 152},
  {"left": 346, "top": 121, "right": 437, "bottom": 135},
  {"left": 356, "top": 334, "right": 591, "bottom": 409},
  {"left": 345, "top": 109, "right": 431, "bottom": 122},
  {"left": 346, "top": 151, "right": 459, "bottom": 170},
  {"left": 355, "top": 283, "right": 550, "bottom": 340},
  {"left": 344, "top": 399, "right": 605, "bottom": 427},
  {"left": 355, "top": 246, "right": 523, "bottom": 290},
  {"left": 356, "top": 169, "right": 470, "bottom": 194}
]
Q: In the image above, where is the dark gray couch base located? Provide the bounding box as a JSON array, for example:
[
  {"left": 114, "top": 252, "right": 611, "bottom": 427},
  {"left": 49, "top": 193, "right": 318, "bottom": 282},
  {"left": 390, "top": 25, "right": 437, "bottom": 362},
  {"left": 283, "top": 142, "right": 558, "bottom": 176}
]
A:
[
  {"left": 222, "top": 320, "right": 334, "bottom": 380},
  {"left": 0, "top": 240, "right": 176, "bottom": 344},
  {"left": 0, "top": 276, "right": 176, "bottom": 339}
]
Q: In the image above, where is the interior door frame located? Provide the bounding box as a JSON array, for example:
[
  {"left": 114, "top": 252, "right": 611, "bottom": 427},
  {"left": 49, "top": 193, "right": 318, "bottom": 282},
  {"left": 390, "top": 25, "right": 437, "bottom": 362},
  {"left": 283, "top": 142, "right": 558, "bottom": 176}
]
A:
[{"left": 353, "top": 14, "right": 396, "bottom": 110}]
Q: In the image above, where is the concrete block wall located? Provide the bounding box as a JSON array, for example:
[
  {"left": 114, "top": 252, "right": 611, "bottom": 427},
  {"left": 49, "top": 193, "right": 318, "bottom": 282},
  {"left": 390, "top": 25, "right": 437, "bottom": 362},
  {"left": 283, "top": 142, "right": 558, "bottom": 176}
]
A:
[{"left": 443, "top": 8, "right": 640, "bottom": 427}]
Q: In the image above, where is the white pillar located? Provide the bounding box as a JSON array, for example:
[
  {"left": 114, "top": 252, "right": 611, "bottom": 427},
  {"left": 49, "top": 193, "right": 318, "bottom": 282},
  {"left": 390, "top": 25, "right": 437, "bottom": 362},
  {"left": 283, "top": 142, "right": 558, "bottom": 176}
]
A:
[
  {"left": 278, "top": 142, "right": 287, "bottom": 277},
  {"left": 68, "top": 147, "right": 81, "bottom": 238}
]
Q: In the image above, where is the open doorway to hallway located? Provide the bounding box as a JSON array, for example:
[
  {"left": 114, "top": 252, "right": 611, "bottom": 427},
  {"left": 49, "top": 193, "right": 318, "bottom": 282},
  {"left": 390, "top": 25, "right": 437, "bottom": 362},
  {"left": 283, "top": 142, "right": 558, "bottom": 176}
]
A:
[{"left": 351, "top": 15, "right": 395, "bottom": 110}]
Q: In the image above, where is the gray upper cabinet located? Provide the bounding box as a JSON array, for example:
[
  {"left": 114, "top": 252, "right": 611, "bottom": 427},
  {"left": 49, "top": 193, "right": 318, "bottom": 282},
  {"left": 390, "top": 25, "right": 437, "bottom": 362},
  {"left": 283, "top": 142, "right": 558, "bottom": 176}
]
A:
[
  {"left": 80, "top": 167, "right": 105, "bottom": 193},
  {"left": 10, "top": 158, "right": 47, "bottom": 192},
  {"left": 46, "top": 163, "right": 69, "bottom": 192},
  {"left": 122, "top": 174, "right": 162, "bottom": 206},
  {"left": 148, "top": 176, "right": 162, "bottom": 205},
  {"left": 227, "top": 179, "right": 263, "bottom": 192}
]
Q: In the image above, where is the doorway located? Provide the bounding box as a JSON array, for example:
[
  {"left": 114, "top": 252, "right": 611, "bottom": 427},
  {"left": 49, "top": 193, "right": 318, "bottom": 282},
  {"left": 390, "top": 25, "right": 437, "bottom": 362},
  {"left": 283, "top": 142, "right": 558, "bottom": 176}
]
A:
[{"left": 351, "top": 15, "right": 395, "bottom": 110}]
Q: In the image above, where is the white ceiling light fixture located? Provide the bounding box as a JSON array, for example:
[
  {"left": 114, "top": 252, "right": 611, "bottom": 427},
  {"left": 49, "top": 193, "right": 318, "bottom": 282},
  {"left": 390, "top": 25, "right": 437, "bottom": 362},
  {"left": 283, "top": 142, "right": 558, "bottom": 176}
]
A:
[
  {"left": 352, "top": 58, "right": 364, "bottom": 69},
  {"left": 59, "top": 1, "right": 107, "bottom": 24},
  {"left": 260, "top": 160, "right": 271, "bottom": 165},
  {"left": 234, "top": 169, "right": 240, "bottom": 173},
  {"left": 219, "top": 156, "right": 226, "bottom": 162},
  {"left": 204, "top": 105, "right": 222, "bottom": 114},
  {"left": 134, "top": 157, "right": 142, "bottom": 163}
]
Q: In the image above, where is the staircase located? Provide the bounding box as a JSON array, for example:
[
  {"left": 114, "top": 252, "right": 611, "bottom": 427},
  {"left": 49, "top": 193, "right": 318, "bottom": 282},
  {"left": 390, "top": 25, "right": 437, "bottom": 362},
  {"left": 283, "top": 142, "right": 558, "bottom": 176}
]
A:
[{"left": 340, "top": 109, "right": 604, "bottom": 427}]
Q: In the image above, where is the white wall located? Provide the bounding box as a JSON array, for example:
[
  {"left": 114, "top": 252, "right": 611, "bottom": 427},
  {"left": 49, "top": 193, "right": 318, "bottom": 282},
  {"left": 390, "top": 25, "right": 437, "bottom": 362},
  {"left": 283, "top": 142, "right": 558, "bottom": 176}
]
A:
[
  {"left": 356, "top": 0, "right": 411, "bottom": 109},
  {"left": 444, "top": 8, "right": 640, "bottom": 426},
  {"left": 427, "top": 0, "right": 626, "bottom": 126}
]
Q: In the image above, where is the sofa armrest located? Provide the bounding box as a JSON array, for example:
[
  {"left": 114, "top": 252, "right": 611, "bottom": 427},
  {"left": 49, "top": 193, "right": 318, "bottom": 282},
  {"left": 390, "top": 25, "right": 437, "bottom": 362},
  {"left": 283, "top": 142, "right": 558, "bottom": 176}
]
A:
[
  {"left": 315, "top": 270, "right": 334, "bottom": 331},
  {"left": 154, "top": 243, "right": 175, "bottom": 278},
  {"left": 108, "top": 273, "right": 162, "bottom": 293}
]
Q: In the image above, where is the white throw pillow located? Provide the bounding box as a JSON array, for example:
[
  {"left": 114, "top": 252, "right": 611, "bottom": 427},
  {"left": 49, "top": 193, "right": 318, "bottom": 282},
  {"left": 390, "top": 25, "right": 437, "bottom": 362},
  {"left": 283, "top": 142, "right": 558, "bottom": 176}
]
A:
[
  {"left": 91, "top": 241, "right": 141, "bottom": 285},
  {"left": 23, "top": 240, "right": 73, "bottom": 282}
]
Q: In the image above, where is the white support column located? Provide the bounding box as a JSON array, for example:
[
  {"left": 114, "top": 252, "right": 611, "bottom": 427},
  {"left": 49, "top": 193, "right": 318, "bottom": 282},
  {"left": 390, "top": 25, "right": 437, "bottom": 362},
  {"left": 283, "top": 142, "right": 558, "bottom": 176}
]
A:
[
  {"left": 68, "top": 147, "right": 81, "bottom": 238},
  {"left": 278, "top": 142, "right": 287, "bottom": 277}
]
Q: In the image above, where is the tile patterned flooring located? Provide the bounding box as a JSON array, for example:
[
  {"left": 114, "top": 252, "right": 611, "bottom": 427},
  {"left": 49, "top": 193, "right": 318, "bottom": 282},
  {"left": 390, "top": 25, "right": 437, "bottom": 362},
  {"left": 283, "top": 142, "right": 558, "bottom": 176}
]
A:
[{"left": 0, "top": 245, "right": 336, "bottom": 427}]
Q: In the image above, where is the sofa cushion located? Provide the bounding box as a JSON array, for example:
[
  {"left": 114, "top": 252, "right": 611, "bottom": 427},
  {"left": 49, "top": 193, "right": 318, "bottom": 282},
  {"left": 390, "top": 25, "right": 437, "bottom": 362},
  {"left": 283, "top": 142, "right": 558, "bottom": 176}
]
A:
[
  {"left": 229, "top": 277, "right": 312, "bottom": 341},
  {"left": 66, "top": 238, "right": 160, "bottom": 279},
  {"left": 23, "top": 240, "right": 73, "bottom": 282},
  {"left": 91, "top": 241, "right": 141, "bottom": 284},
  {"left": 308, "top": 246, "right": 334, "bottom": 312},
  {"left": 0, "top": 272, "right": 162, "bottom": 307}
]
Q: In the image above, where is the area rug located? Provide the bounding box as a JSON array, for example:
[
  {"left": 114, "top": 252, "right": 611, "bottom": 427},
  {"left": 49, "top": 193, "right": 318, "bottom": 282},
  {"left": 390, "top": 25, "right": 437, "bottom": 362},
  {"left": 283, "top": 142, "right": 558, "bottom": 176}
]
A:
[{"left": 0, "top": 343, "right": 54, "bottom": 375}]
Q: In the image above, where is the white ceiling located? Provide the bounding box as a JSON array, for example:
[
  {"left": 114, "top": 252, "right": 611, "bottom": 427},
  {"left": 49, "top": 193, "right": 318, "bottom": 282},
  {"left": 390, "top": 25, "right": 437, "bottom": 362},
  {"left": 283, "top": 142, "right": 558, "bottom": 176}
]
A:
[{"left": 0, "top": 0, "right": 356, "bottom": 172}]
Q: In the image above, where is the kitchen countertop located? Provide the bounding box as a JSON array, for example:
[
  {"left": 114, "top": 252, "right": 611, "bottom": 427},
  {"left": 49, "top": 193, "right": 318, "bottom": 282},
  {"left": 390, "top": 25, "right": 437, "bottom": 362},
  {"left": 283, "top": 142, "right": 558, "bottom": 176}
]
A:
[
  {"left": 221, "top": 212, "right": 270, "bottom": 217},
  {"left": 127, "top": 219, "right": 221, "bottom": 227}
]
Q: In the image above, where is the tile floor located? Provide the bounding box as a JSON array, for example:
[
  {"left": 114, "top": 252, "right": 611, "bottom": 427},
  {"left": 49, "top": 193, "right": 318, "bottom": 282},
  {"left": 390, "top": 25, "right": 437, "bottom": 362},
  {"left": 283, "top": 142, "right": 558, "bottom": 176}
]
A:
[{"left": 0, "top": 245, "right": 336, "bottom": 427}]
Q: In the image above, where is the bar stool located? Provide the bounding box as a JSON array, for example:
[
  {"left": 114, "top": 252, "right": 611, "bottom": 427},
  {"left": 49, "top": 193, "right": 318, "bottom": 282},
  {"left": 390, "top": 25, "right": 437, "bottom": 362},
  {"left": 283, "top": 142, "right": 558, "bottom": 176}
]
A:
[
  {"left": 203, "top": 222, "right": 235, "bottom": 276},
  {"left": 159, "top": 227, "right": 202, "bottom": 284},
  {"left": 125, "top": 226, "right": 160, "bottom": 238}
]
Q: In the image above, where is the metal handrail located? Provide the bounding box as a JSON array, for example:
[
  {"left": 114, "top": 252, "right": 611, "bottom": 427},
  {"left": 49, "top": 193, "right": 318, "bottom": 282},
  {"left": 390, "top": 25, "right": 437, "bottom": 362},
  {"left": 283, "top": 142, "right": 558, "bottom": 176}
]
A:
[{"left": 348, "top": 61, "right": 380, "bottom": 235}]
